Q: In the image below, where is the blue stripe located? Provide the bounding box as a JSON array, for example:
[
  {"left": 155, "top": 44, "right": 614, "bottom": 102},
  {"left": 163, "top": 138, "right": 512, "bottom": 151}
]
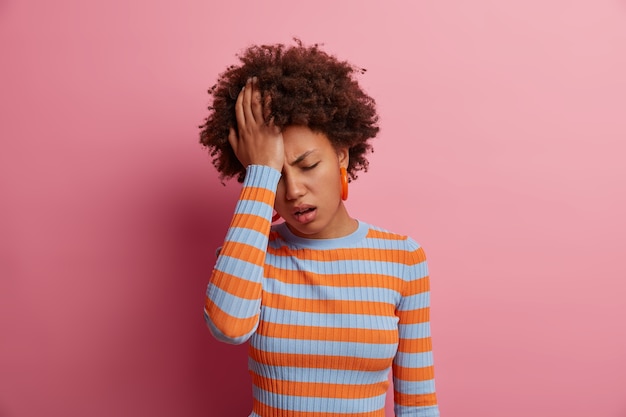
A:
[
  {"left": 395, "top": 404, "right": 439, "bottom": 417},
  {"left": 234, "top": 199, "right": 273, "bottom": 217},
  {"left": 398, "top": 322, "right": 431, "bottom": 338},
  {"left": 225, "top": 226, "right": 269, "bottom": 249},
  {"left": 207, "top": 285, "right": 260, "bottom": 319},
  {"left": 362, "top": 237, "right": 411, "bottom": 250},
  {"left": 263, "top": 278, "right": 401, "bottom": 302},
  {"left": 253, "top": 387, "right": 386, "bottom": 413},
  {"left": 413, "top": 260, "right": 429, "bottom": 276},
  {"left": 394, "top": 351, "right": 434, "bottom": 367},
  {"left": 215, "top": 254, "right": 264, "bottom": 278},
  {"left": 397, "top": 292, "right": 430, "bottom": 311},
  {"left": 261, "top": 307, "right": 399, "bottom": 329},
  {"left": 265, "top": 256, "right": 426, "bottom": 279},
  {"left": 244, "top": 164, "right": 281, "bottom": 188},
  {"left": 250, "top": 334, "right": 397, "bottom": 359},
  {"left": 393, "top": 378, "right": 437, "bottom": 395},
  {"left": 248, "top": 358, "right": 390, "bottom": 383}
]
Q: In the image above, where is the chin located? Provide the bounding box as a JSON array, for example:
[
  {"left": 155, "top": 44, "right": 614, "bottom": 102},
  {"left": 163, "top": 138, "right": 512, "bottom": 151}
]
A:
[{"left": 286, "top": 222, "right": 323, "bottom": 238}]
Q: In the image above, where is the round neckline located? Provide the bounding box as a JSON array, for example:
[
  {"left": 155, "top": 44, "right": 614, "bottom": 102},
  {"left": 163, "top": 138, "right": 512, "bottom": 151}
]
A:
[{"left": 274, "top": 220, "right": 369, "bottom": 250}]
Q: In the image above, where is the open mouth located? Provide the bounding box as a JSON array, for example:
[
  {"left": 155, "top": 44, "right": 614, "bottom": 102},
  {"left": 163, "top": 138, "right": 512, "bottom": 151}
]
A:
[
  {"left": 293, "top": 206, "right": 317, "bottom": 223},
  {"left": 295, "top": 207, "right": 315, "bottom": 216}
]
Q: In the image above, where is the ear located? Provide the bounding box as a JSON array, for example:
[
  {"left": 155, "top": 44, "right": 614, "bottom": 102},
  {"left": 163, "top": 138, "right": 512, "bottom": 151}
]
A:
[{"left": 336, "top": 147, "right": 349, "bottom": 169}]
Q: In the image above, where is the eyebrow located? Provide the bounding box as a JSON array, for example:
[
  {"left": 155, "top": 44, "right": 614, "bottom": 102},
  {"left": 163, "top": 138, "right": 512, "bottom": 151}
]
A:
[{"left": 289, "top": 150, "right": 316, "bottom": 166}]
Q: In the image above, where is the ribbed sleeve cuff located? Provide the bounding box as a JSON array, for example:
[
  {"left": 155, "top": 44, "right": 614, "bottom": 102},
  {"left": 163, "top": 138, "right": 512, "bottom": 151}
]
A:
[{"left": 243, "top": 165, "right": 281, "bottom": 190}]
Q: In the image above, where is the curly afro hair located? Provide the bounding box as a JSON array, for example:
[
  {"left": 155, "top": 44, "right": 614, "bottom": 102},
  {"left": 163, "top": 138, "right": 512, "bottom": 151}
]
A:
[{"left": 199, "top": 39, "right": 380, "bottom": 183}]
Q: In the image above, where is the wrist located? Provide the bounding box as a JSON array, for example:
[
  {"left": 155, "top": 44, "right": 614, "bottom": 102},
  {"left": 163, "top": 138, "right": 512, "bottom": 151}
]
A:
[
  {"left": 245, "top": 164, "right": 282, "bottom": 183},
  {"left": 247, "top": 163, "right": 281, "bottom": 174}
]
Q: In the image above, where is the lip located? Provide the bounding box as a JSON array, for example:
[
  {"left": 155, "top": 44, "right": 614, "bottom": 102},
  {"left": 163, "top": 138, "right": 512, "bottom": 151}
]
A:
[
  {"left": 292, "top": 204, "right": 315, "bottom": 215},
  {"left": 292, "top": 204, "right": 317, "bottom": 224}
]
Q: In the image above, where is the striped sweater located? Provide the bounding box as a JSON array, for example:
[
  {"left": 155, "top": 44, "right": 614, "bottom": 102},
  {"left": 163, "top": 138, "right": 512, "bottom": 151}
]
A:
[{"left": 205, "top": 165, "right": 439, "bottom": 417}]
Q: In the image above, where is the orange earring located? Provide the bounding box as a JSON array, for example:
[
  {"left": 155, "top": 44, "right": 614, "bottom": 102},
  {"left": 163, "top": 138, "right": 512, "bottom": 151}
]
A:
[{"left": 340, "top": 167, "right": 349, "bottom": 201}]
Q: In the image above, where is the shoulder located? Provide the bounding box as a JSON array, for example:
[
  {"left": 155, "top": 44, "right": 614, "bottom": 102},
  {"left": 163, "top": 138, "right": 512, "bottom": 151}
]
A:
[
  {"left": 362, "top": 222, "right": 428, "bottom": 268},
  {"left": 363, "top": 222, "right": 423, "bottom": 250}
]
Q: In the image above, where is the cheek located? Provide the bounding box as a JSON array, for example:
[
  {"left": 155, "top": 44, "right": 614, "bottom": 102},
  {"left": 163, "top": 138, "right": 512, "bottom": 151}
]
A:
[{"left": 326, "top": 171, "right": 341, "bottom": 191}]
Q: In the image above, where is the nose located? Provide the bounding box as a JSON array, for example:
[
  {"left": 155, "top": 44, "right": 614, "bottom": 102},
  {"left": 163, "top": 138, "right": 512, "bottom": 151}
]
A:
[{"left": 283, "top": 172, "right": 305, "bottom": 201}]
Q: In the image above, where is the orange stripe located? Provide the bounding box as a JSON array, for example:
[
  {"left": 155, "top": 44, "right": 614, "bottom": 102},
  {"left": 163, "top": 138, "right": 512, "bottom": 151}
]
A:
[
  {"left": 210, "top": 270, "right": 262, "bottom": 300},
  {"left": 240, "top": 186, "right": 276, "bottom": 204},
  {"left": 402, "top": 275, "right": 430, "bottom": 296},
  {"left": 393, "top": 364, "right": 435, "bottom": 382},
  {"left": 256, "top": 322, "right": 397, "bottom": 344},
  {"left": 204, "top": 297, "right": 258, "bottom": 338},
  {"left": 268, "top": 245, "right": 419, "bottom": 264},
  {"left": 263, "top": 293, "right": 396, "bottom": 316},
  {"left": 264, "top": 264, "right": 405, "bottom": 290},
  {"left": 250, "top": 373, "right": 387, "bottom": 399},
  {"left": 365, "top": 229, "right": 407, "bottom": 241},
  {"left": 397, "top": 336, "right": 432, "bottom": 353},
  {"left": 393, "top": 391, "right": 438, "bottom": 407},
  {"left": 250, "top": 346, "right": 392, "bottom": 372},
  {"left": 397, "top": 307, "right": 430, "bottom": 325},
  {"left": 253, "top": 401, "right": 385, "bottom": 417},
  {"left": 219, "top": 240, "right": 266, "bottom": 266},
  {"left": 410, "top": 247, "right": 427, "bottom": 263},
  {"left": 230, "top": 212, "right": 270, "bottom": 233}
]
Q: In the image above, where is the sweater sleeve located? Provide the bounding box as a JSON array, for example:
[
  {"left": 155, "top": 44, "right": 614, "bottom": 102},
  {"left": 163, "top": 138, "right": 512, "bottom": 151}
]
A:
[
  {"left": 204, "top": 165, "right": 280, "bottom": 345},
  {"left": 393, "top": 240, "right": 440, "bottom": 417}
]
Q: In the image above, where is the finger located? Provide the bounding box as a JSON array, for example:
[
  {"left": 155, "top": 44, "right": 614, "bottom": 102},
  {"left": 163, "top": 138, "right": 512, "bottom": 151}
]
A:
[
  {"left": 234, "top": 85, "right": 245, "bottom": 130},
  {"left": 242, "top": 77, "right": 255, "bottom": 125},
  {"left": 250, "top": 77, "right": 264, "bottom": 123}
]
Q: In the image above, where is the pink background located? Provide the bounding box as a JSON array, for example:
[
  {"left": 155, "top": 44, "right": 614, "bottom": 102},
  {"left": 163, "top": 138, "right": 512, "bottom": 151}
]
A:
[{"left": 1, "top": 0, "right": 625, "bottom": 416}]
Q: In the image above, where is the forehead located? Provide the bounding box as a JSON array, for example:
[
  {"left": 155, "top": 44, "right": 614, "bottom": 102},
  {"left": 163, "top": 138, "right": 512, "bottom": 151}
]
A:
[{"left": 282, "top": 125, "right": 334, "bottom": 157}]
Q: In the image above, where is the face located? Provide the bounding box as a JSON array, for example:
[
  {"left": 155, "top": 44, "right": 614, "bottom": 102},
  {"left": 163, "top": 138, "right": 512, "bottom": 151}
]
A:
[{"left": 274, "top": 125, "right": 355, "bottom": 239}]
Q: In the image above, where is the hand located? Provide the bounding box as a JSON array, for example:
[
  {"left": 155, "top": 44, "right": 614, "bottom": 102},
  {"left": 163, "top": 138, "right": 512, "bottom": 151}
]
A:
[{"left": 228, "top": 77, "right": 284, "bottom": 172}]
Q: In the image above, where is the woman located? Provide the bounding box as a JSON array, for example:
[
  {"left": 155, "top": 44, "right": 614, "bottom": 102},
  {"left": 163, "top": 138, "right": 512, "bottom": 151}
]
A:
[{"left": 200, "top": 40, "right": 440, "bottom": 417}]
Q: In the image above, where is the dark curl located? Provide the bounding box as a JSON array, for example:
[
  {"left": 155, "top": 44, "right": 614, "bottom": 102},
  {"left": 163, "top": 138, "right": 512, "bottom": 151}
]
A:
[{"left": 199, "top": 40, "right": 380, "bottom": 183}]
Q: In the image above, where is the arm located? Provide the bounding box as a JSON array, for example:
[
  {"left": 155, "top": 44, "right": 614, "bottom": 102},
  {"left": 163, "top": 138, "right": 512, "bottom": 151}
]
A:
[
  {"left": 204, "top": 77, "right": 284, "bottom": 344},
  {"left": 204, "top": 165, "right": 280, "bottom": 344},
  {"left": 393, "top": 240, "right": 440, "bottom": 417}
]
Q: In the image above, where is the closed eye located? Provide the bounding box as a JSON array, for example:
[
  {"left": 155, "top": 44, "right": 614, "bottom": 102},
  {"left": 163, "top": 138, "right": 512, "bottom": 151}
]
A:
[{"left": 302, "top": 162, "right": 320, "bottom": 171}]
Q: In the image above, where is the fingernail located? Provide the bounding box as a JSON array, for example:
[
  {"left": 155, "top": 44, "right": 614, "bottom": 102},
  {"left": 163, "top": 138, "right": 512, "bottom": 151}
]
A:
[
  {"left": 252, "top": 76, "right": 258, "bottom": 83},
  {"left": 246, "top": 77, "right": 252, "bottom": 84}
]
